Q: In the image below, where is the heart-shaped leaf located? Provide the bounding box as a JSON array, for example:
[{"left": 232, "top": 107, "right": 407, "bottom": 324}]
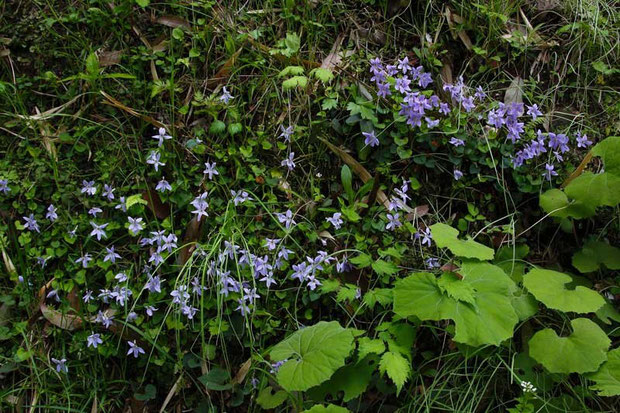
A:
[
  {"left": 588, "top": 347, "right": 620, "bottom": 396},
  {"left": 529, "top": 318, "right": 610, "bottom": 374},
  {"left": 430, "top": 223, "right": 494, "bottom": 260},
  {"left": 270, "top": 321, "right": 355, "bottom": 391},
  {"left": 523, "top": 268, "right": 605, "bottom": 313},
  {"left": 393, "top": 262, "right": 518, "bottom": 346}
]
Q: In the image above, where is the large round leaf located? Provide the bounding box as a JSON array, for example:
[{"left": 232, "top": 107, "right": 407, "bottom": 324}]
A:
[
  {"left": 572, "top": 240, "right": 620, "bottom": 273},
  {"left": 588, "top": 347, "right": 620, "bottom": 396},
  {"left": 523, "top": 268, "right": 605, "bottom": 313},
  {"left": 430, "top": 223, "right": 495, "bottom": 260},
  {"left": 270, "top": 321, "right": 355, "bottom": 391},
  {"left": 529, "top": 318, "right": 610, "bottom": 374},
  {"left": 393, "top": 262, "right": 518, "bottom": 347},
  {"left": 591, "top": 136, "right": 620, "bottom": 175}
]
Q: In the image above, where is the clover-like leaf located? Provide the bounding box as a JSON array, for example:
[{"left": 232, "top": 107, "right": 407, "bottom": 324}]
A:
[
  {"left": 572, "top": 240, "right": 620, "bottom": 273},
  {"left": 529, "top": 318, "right": 610, "bottom": 374},
  {"left": 270, "top": 321, "right": 355, "bottom": 391},
  {"left": 430, "top": 223, "right": 494, "bottom": 260},
  {"left": 588, "top": 347, "right": 620, "bottom": 396},
  {"left": 393, "top": 262, "right": 518, "bottom": 346},
  {"left": 523, "top": 268, "right": 605, "bottom": 313}
]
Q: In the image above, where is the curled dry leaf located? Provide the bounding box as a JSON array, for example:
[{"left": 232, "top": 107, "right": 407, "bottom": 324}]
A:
[
  {"left": 405, "top": 205, "right": 430, "bottom": 221},
  {"left": 231, "top": 359, "right": 251, "bottom": 385},
  {"left": 98, "top": 50, "right": 123, "bottom": 67},
  {"left": 504, "top": 76, "right": 524, "bottom": 105},
  {"left": 155, "top": 15, "right": 191, "bottom": 30},
  {"left": 207, "top": 47, "right": 243, "bottom": 88},
  {"left": 38, "top": 279, "right": 114, "bottom": 331},
  {"left": 178, "top": 217, "right": 203, "bottom": 265},
  {"left": 100, "top": 91, "right": 166, "bottom": 129},
  {"left": 444, "top": 6, "right": 472, "bottom": 50}
]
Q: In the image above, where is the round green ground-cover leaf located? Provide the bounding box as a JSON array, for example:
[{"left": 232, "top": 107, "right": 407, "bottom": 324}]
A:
[
  {"left": 523, "top": 269, "right": 605, "bottom": 313},
  {"left": 564, "top": 172, "right": 620, "bottom": 211},
  {"left": 270, "top": 321, "right": 355, "bottom": 391},
  {"left": 256, "top": 386, "right": 288, "bottom": 409},
  {"left": 529, "top": 318, "right": 610, "bottom": 374},
  {"left": 572, "top": 240, "right": 620, "bottom": 273},
  {"left": 588, "top": 347, "right": 620, "bottom": 396},
  {"left": 430, "top": 223, "right": 494, "bottom": 260},
  {"left": 591, "top": 136, "right": 620, "bottom": 175},
  {"left": 393, "top": 262, "right": 518, "bottom": 346}
]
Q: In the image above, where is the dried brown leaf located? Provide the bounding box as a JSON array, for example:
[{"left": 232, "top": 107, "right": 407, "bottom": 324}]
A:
[
  {"left": 405, "top": 205, "right": 430, "bottom": 221},
  {"left": 156, "top": 16, "right": 191, "bottom": 30},
  {"left": 100, "top": 91, "right": 165, "bottom": 128},
  {"left": 444, "top": 7, "right": 472, "bottom": 50},
  {"left": 320, "top": 34, "right": 344, "bottom": 70},
  {"left": 142, "top": 186, "right": 170, "bottom": 220},
  {"left": 99, "top": 50, "right": 123, "bottom": 67},
  {"left": 231, "top": 359, "right": 251, "bottom": 385},
  {"left": 504, "top": 76, "right": 524, "bottom": 105},
  {"left": 178, "top": 217, "right": 203, "bottom": 265},
  {"left": 206, "top": 47, "right": 243, "bottom": 88}
]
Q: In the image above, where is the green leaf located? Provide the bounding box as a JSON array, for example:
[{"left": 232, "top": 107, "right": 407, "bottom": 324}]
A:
[
  {"left": 357, "top": 337, "right": 386, "bottom": 359},
  {"left": 393, "top": 263, "right": 518, "bottom": 346},
  {"left": 350, "top": 253, "right": 372, "bottom": 268},
  {"left": 303, "top": 405, "right": 350, "bottom": 413},
  {"left": 539, "top": 189, "right": 570, "bottom": 218},
  {"left": 126, "top": 194, "right": 148, "bottom": 209},
  {"left": 134, "top": 384, "right": 156, "bottom": 401},
  {"left": 209, "top": 120, "right": 226, "bottom": 134},
  {"left": 591, "top": 136, "right": 620, "bottom": 175},
  {"left": 379, "top": 351, "right": 410, "bottom": 394},
  {"left": 172, "top": 27, "right": 184, "bottom": 41},
  {"left": 588, "top": 347, "right": 620, "bottom": 396},
  {"left": 284, "top": 33, "right": 301, "bottom": 54},
  {"left": 596, "top": 303, "right": 620, "bottom": 325},
  {"left": 85, "top": 52, "right": 99, "bottom": 76},
  {"left": 282, "top": 76, "right": 308, "bottom": 90},
  {"left": 522, "top": 268, "right": 605, "bottom": 313},
  {"left": 529, "top": 318, "right": 610, "bottom": 374},
  {"left": 135, "top": 0, "right": 150, "bottom": 7},
  {"left": 279, "top": 66, "right": 305, "bottom": 77},
  {"left": 340, "top": 165, "right": 354, "bottom": 202},
  {"left": 256, "top": 386, "right": 288, "bottom": 409},
  {"left": 437, "top": 272, "right": 476, "bottom": 305},
  {"left": 362, "top": 288, "right": 392, "bottom": 309},
  {"left": 227, "top": 122, "right": 243, "bottom": 136},
  {"left": 430, "top": 223, "right": 494, "bottom": 260},
  {"left": 371, "top": 260, "right": 398, "bottom": 276},
  {"left": 565, "top": 172, "right": 620, "bottom": 211},
  {"left": 271, "top": 321, "right": 355, "bottom": 391},
  {"left": 311, "top": 68, "right": 334, "bottom": 83},
  {"left": 198, "top": 367, "right": 232, "bottom": 390},
  {"left": 572, "top": 240, "right": 620, "bottom": 273},
  {"left": 308, "top": 356, "right": 376, "bottom": 403}
]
